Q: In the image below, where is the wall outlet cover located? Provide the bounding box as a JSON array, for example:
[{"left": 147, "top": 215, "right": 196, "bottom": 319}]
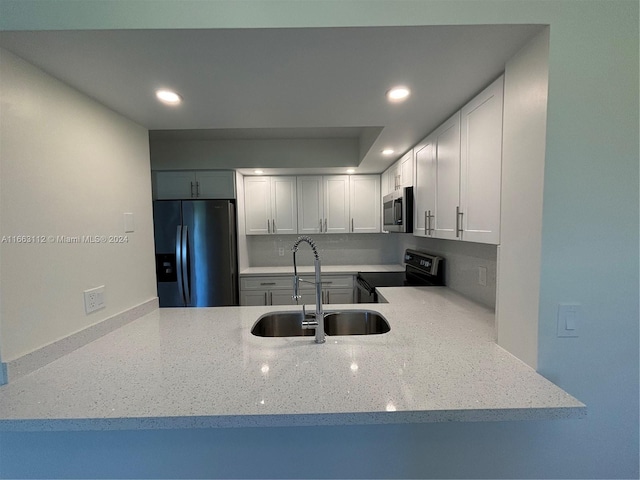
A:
[{"left": 84, "top": 285, "right": 106, "bottom": 314}]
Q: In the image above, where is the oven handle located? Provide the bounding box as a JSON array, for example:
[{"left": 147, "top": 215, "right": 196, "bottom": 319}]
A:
[{"left": 355, "top": 275, "right": 374, "bottom": 294}]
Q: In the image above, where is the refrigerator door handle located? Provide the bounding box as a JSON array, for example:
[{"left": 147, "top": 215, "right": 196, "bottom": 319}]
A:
[
  {"left": 181, "top": 225, "right": 191, "bottom": 305},
  {"left": 175, "top": 225, "right": 185, "bottom": 305}
]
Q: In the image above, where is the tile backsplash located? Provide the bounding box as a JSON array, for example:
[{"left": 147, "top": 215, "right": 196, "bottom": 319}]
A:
[
  {"left": 396, "top": 235, "right": 497, "bottom": 308},
  {"left": 245, "top": 233, "right": 497, "bottom": 309},
  {"left": 246, "top": 233, "right": 401, "bottom": 267}
]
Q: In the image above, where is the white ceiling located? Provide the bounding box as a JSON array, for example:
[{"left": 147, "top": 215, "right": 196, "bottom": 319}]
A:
[{"left": 0, "top": 25, "right": 543, "bottom": 173}]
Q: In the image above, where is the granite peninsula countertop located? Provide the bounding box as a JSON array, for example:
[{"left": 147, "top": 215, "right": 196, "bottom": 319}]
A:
[{"left": 0, "top": 287, "right": 585, "bottom": 431}]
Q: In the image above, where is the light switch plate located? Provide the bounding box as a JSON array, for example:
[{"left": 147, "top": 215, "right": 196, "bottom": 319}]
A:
[
  {"left": 557, "top": 303, "right": 581, "bottom": 337},
  {"left": 124, "top": 212, "right": 134, "bottom": 233}
]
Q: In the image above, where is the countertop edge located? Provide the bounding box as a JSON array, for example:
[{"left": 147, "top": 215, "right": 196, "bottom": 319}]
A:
[
  {"left": 239, "top": 264, "right": 405, "bottom": 276},
  {"left": 0, "top": 406, "right": 586, "bottom": 432}
]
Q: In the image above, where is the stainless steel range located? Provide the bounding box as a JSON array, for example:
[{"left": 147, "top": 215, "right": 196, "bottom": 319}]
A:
[{"left": 356, "top": 250, "right": 445, "bottom": 303}]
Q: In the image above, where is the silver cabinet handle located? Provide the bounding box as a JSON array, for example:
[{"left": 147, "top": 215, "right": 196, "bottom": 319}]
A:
[
  {"left": 267, "top": 219, "right": 271, "bottom": 234},
  {"left": 456, "top": 206, "right": 463, "bottom": 238},
  {"left": 424, "top": 211, "right": 428, "bottom": 236},
  {"left": 196, "top": 181, "right": 201, "bottom": 197},
  {"left": 260, "top": 282, "right": 277, "bottom": 286},
  {"left": 324, "top": 218, "right": 327, "bottom": 232},
  {"left": 327, "top": 290, "right": 331, "bottom": 303},
  {"left": 264, "top": 292, "right": 268, "bottom": 305},
  {"left": 272, "top": 219, "right": 276, "bottom": 233},
  {"left": 351, "top": 218, "right": 354, "bottom": 232},
  {"left": 190, "top": 181, "right": 195, "bottom": 198},
  {"left": 319, "top": 219, "right": 323, "bottom": 233},
  {"left": 269, "top": 291, "right": 273, "bottom": 305}
]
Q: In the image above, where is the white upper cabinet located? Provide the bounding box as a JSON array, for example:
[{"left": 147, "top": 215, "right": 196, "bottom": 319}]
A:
[
  {"left": 413, "top": 135, "right": 437, "bottom": 238},
  {"left": 349, "top": 175, "right": 381, "bottom": 233},
  {"left": 382, "top": 150, "right": 414, "bottom": 195},
  {"left": 399, "top": 150, "right": 414, "bottom": 189},
  {"left": 296, "top": 175, "right": 377, "bottom": 234},
  {"left": 433, "top": 111, "right": 462, "bottom": 240},
  {"left": 153, "top": 170, "right": 236, "bottom": 199},
  {"left": 412, "top": 75, "right": 504, "bottom": 245},
  {"left": 297, "top": 175, "right": 350, "bottom": 234},
  {"left": 323, "top": 175, "right": 351, "bottom": 234},
  {"left": 296, "top": 176, "right": 324, "bottom": 234},
  {"left": 244, "top": 176, "right": 297, "bottom": 235},
  {"left": 459, "top": 75, "right": 504, "bottom": 244}
]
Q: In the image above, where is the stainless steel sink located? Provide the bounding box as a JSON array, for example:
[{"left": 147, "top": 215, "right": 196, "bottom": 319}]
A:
[
  {"left": 251, "top": 310, "right": 390, "bottom": 337},
  {"left": 250, "top": 311, "right": 314, "bottom": 337},
  {"left": 323, "top": 310, "right": 390, "bottom": 336}
]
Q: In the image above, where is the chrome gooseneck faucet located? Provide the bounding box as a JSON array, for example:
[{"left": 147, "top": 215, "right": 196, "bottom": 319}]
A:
[{"left": 292, "top": 235, "right": 325, "bottom": 344}]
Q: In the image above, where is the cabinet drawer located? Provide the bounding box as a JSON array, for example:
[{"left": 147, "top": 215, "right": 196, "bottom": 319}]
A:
[
  {"left": 320, "top": 275, "right": 353, "bottom": 289},
  {"left": 241, "top": 276, "right": 293, "bottom": 290}
]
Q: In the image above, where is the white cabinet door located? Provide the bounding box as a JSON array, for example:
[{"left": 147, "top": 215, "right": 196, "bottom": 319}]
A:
[
  {"left": 434, "top": 111, "right": 461, "bottom": 240},
  {"left": 244, "top": 176, "right": 297, "bottom": 235},
  {"left": 271, "top": 176, "right": 297, "bottom": 234},
  {"left": 380, "top": 170, "right": 391, "bottom": 197},
  {"left": 323, "top": 175, "right": 350, "bottom": 234},
  {"left": 399, "top": 150, "right": 414, "bottom": 188},
  {"left": 240, "top": 290, "right": 268, "bottom": 306},
  {"left": 349, "top": 175, "right": 380, "bottom": 233},
  {"left": 244, "top": 176, "right": 272, "bottom": 235},
  {"left": 196, "top": 170, "right": 236, "bottom": 199},
  {"left": 297, "top": 176, "right": 324, "bottom": 234},
  {"left": 413, "top": 136, "right": 437, "bottom": 237},
  {"left": 460, "top": 75, "right": 504, "bottom": 245},
  {"left": 153, "top": 171, "right": 196, "bottom": 199},
  {"left": 154, "top": 170, "right": 235, "bottom": 199}
]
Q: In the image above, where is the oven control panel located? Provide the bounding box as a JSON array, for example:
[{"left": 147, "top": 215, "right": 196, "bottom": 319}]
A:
[{"left": 404, "top": 249, "right": 441, "bottom": 276}]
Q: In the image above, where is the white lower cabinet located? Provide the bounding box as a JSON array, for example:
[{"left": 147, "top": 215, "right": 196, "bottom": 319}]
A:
[{"left": 240, "top": 275, "right": 354, "bottom": 306}]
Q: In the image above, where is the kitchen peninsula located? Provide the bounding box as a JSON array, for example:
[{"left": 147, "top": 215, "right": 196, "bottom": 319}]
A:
[{"left": 0, "top": 287, "right": 584, "bottom": 432}]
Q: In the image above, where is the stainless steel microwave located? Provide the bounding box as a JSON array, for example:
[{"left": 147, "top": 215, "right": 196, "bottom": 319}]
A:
[{"left": 382, "top": 186, "right": 413, "bottom": 233}]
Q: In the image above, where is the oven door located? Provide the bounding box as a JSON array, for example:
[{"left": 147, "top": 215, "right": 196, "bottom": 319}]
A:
[{"left": 355, "top": 276, "right": 377, "bottom": 303}]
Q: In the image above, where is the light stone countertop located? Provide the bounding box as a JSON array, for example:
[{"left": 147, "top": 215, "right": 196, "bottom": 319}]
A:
[
  {"left": 0, "top": 287, "right": 585, "bottom": 431},
  {"left": 239, "top": 264, "right": 405, "bottom": 276}
]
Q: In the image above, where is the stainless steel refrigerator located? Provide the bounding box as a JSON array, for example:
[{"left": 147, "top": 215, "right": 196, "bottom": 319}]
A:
[{"left": 153, "top": 200, "right": 238, "bottom": 307}]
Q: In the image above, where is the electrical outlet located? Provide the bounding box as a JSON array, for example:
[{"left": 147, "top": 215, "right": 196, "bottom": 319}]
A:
[
  {"left": 278, "top": 247, "right": 285, "bottom": 256},
  {"left": 84, "top": 286, "right": 105, "bottom": 314},
  {"left": 478, "top": 266, "right": 487, "bottom": 286}
]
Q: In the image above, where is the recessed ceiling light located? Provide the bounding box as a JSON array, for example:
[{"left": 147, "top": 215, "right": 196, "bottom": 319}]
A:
[
  {"left": 155, "top": 89, "right": 183, "bottom": 105},
  {"left": 254, "top": 170, "right": 264, "bottom": 175},
  {"left": 382, "top": 149, "right": 395, "bottom": 155},
  {"left": 386, "top": 86, "right": 411, "bottom": 102},
  {"left": 346, "top": 169, "right": 355, "bottom": 174}
]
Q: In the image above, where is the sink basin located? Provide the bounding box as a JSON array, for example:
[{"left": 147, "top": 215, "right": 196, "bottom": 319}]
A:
[
  {"left": 251, "top": 310, "right": 390, "bottom": 337},
  {"left": 250, "top": 311, "right": 314, "bottom": 337},
  {"left": 323, "top": 310, "right": 390, "bottom": 336}
]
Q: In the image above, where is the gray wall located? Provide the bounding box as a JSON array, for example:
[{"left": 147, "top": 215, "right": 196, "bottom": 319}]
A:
[
  {"left": 0, "top": 48, "right": 157, "bottom": 362},
  {"left": 0, "top": 1, "right": 637, "bottom": 479}
]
